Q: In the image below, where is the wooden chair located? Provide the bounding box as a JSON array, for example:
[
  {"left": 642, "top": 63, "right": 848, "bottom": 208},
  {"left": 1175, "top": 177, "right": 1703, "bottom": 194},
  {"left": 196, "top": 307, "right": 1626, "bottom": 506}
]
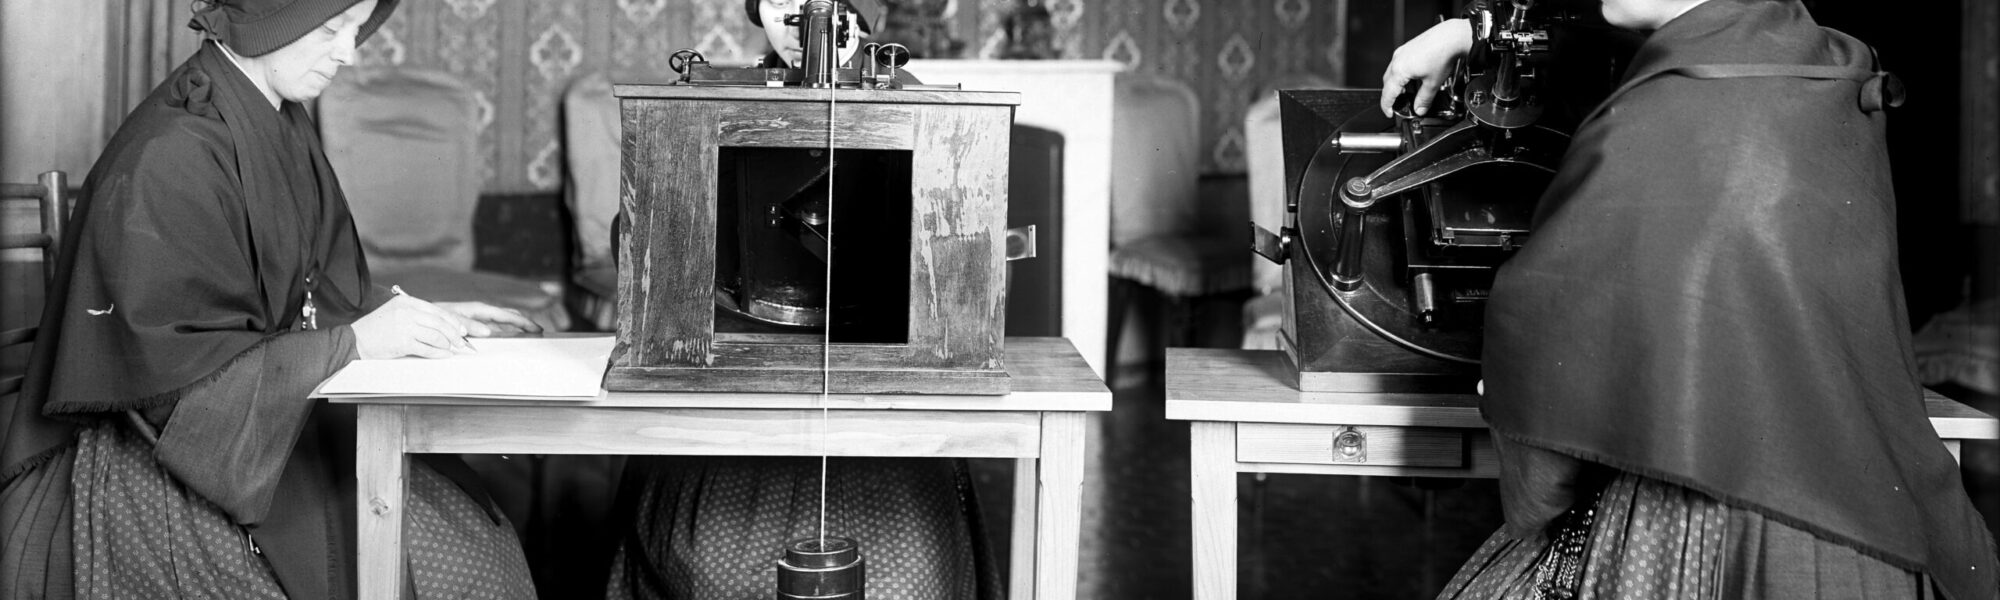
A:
[
  {"left": 1104, "top": 76, "right": 1252, "bottom": 387},
  {"left": 319, "top": 68, "right": 569, "bottom": 332},
  {"left": 1, "top": 171, "right": 70, "bottom": 395},
  {"left": 561, "top": 72, "right": 620, "bottom": 332}
]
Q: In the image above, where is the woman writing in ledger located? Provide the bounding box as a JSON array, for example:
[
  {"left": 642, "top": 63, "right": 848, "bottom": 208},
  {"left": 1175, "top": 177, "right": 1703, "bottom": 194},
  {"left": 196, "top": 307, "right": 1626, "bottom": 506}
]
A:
[{"left": 1, "top": 1, "right": 541, "bottom": 598}]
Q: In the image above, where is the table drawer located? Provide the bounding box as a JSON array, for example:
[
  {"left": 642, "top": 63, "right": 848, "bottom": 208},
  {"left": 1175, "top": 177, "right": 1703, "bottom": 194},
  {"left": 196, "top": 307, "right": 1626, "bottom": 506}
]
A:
[{"left": 1236, "top": 423, "right": 1466, "bottom": 468}]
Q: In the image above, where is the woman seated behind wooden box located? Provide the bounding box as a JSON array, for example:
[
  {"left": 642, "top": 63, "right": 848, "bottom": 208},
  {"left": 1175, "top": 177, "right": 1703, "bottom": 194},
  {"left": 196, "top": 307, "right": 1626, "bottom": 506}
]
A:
[{"left": 599, "top": 1, "right": 1002, "bottom": 599}]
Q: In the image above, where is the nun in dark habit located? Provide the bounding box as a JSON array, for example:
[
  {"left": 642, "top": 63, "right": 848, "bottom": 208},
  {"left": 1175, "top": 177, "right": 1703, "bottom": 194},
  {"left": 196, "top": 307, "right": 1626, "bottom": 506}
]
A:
[{"left": 1, "top": 1, "right": 543, "bottom": 598}]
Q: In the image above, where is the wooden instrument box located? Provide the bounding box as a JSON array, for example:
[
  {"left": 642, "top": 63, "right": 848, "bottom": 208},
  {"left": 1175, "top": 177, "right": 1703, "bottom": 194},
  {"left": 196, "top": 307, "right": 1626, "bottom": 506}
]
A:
[{"left": 607, "top": 84, "right": 1021, "bottom": 395}]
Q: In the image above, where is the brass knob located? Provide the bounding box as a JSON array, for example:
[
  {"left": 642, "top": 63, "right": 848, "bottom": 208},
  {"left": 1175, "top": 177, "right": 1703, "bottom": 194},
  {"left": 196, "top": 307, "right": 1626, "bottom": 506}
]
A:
[{"left": 1333, "top": 427, "right": 1367, "bottom": 463}]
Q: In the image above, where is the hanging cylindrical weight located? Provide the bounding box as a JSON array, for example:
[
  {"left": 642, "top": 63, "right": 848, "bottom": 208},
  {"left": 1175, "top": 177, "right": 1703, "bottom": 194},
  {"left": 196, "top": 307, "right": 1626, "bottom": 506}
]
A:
[{"left": 776, "top": 537, "right": 865, "bottom": 599}]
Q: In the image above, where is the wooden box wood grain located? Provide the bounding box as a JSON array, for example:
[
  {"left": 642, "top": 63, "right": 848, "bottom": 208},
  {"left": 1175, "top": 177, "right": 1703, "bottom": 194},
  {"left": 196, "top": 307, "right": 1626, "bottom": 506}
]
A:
[{"left": 609, "top": 84, "right": 1021, "bottom": 395}]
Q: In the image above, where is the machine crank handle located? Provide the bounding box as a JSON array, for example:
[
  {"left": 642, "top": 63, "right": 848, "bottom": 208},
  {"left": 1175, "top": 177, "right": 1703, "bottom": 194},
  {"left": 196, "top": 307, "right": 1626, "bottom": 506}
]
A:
[
  {"left": 1006, "top": 225, "right": 1037, "bottom": 261},
  {"left": 1392, "top": 79, "right": 1423, "bottom": 118},
  {"left": 1329, "top": 132, "right": 1403, "bottom": 154},
  {"left": 668, "top": 49, "right": 707, "bottom": 82},
  {"left": 1250, "top": 223, "right": 1292, "bottom": 265}
]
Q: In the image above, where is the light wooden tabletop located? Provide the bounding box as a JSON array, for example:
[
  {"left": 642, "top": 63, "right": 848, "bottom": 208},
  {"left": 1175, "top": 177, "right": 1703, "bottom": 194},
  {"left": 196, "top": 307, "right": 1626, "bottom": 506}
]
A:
[
  {"left": 325, "top": 336, "right": 1110, "bottom": 412},
  {"left": 1163, "top": 348, "right": 1999, "bottom": 440}
]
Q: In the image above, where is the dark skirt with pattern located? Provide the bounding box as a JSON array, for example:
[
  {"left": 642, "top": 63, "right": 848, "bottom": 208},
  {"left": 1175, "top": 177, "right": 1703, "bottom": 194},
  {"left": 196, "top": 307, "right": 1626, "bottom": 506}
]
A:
[
  {"left": 1438, "top": 471, "right": 1932, "bottom": 600},
  {"left": 59, "top": 422, "right": 535, "bottom": 599},
  {"left": 606, "top": 456, "right": 1002, "bottom": 600},
  {"left": 2, "top": 445, "right": 74, "bottom": 600}
]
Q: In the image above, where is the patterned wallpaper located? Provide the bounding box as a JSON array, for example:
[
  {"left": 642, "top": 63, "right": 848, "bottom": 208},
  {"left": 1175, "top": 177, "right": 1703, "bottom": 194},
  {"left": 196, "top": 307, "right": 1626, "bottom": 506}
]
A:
[{"left": 352, "top": 0, "right": 1437, "bottom": 192}]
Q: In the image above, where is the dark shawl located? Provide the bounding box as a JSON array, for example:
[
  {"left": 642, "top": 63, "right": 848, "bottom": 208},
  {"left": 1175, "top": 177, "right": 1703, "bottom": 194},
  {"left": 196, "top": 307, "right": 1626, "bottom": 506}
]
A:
[
  {"left": 1480, "top": 1, "right": 1998, "bottom": 599},
  {"left": 0, "top": 42, "right": 396, "bottom": 599}
]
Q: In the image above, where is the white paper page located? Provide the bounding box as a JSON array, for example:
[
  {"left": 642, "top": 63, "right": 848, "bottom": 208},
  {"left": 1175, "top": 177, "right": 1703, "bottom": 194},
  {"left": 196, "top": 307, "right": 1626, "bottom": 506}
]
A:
[{"left": 315, "top": 336, "right": 615, "bottom": 398}]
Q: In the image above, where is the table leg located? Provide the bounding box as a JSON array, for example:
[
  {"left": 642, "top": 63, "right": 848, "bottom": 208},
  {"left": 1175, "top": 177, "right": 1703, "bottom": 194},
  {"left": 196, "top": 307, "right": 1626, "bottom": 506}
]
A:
[
  {"left": 1191, "top": 421, "right": 1237, "bottom": 600},
  {"left": 357, "top": 405, "right": 408, "bottom": 600},
  {"left": 1010, "top": 457, "right": 1039, "bottom": 600},
  {"left": 1034, "top": 412, "right": 1086, "bottom": 600}
]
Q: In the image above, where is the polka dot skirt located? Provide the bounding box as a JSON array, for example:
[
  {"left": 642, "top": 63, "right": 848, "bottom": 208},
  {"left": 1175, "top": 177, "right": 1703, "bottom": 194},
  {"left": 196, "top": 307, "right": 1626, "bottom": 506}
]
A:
[
  {"left": 68, "top": 422, "right": 535, "bottom": 599},
  {"left": 405, "top": 460, "right": 537, "bottom": 599},
  {"left": 1437, "top": 472, "right": 1929, "bottom": 600},
  {"left": 605, "top": 456, "right": 1002, "bottom": 600}
]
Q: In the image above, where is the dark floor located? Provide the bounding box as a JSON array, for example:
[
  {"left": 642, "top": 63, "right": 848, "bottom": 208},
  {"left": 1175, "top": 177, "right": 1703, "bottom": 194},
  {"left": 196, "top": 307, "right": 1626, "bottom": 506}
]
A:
[{"left": 976, "top": 289, "right": 1511, "bottom": 599}]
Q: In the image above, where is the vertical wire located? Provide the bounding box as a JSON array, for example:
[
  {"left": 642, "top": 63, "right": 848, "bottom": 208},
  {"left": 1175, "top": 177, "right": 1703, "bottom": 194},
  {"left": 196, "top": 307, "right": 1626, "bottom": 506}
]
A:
[
  {"left": 1393, "top": 0, "right": 1406, "bottom": 43},
  {"left": 817, "top": 83, "right": 838, "bottom": 549}
]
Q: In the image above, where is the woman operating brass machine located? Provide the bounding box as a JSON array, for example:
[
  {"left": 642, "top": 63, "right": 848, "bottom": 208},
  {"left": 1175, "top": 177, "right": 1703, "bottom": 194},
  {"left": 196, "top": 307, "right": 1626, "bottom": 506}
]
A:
[{"left": 1255, "top": 0, "right": 1630, "bottom": 392}]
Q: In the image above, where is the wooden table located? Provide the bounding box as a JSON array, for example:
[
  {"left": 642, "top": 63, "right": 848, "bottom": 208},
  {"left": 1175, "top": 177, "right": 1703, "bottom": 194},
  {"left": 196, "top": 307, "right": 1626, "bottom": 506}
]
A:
[
  {"left": 327, "top": 337, "right": 1109, "bottom": 600},
  {"left": 1163, "top": 348, "right": 2000, "bottom": 600}
]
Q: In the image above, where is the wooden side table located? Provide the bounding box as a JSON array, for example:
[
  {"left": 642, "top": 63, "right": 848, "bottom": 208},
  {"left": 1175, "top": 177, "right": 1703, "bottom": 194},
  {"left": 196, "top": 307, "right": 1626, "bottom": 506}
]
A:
[
  {"left": 327, "top": 337, "right": 1109, "bottom": 600},
  {"left": 1164, "top": 347, "right": 2000, "bottom": 599}
]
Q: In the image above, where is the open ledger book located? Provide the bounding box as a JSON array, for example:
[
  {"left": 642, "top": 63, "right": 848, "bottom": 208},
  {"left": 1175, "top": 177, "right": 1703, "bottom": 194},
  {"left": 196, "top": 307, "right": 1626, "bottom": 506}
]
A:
[{"left": 312, "top": 335, "right": 615, "bottom": 399}]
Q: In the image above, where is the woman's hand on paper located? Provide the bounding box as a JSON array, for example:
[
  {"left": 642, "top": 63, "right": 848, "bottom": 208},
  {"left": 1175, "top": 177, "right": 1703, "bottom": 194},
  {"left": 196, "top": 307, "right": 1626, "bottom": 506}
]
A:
[
  {"left": 352, "top": 294, "right": 482, "bottom": 359},
  {"left": 435, "top": 301, "right": 542, "bottom": 336}
]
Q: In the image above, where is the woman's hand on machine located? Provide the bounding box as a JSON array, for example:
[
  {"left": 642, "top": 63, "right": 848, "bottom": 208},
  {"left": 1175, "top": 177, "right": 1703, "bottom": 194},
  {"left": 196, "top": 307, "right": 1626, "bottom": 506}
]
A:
[{"left": 1381, "top": 18, "right": 1474, "bottom": 117}]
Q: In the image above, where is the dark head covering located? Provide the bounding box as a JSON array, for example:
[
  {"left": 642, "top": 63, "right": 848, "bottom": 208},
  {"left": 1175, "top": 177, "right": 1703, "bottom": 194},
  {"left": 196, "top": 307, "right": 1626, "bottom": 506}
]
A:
[
  {"left": 188, "top": 0, "right": 399, "bottom": 57},
  {"left": 745, "top": 0, "right": 883, "bottom": 34}
]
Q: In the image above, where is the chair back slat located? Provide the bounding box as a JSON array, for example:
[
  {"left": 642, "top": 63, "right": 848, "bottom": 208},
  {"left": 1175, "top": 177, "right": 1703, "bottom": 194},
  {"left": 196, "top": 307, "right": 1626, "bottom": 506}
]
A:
[
  {"left": 0, "top": 233, "right": 52, "bottom": 250},
  {"left": 4, "top": 170, "right": 69, "bottom": 396},
  {"left": 0, "top": 183, "right": 46, "bottom": 199}
]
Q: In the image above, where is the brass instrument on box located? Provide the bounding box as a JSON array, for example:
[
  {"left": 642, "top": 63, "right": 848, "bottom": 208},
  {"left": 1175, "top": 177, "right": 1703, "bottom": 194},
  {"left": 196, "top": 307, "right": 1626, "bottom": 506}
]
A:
[{"left": 666, "top": 0, "right": 945, "bottom": 91}]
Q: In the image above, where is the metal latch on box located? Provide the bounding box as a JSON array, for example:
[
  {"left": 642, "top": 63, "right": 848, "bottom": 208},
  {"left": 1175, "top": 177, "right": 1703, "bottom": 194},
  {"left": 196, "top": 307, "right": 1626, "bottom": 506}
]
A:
[
  {"left": 1006, "top": 225, "right": 1037, "bottom": 261},
  {"left": 1250, "top": 224, "right": 1291, "bottom": 265}
]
